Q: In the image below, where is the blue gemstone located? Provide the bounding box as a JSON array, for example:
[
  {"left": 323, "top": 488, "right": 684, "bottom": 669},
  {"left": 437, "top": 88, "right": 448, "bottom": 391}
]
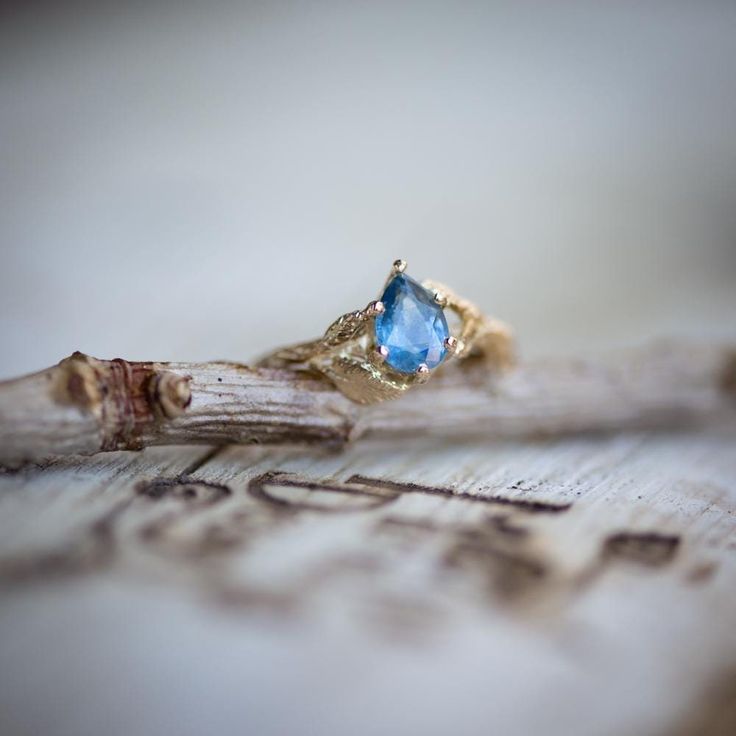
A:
[{"left": 374, "top": 273, "right": 450, "bottom": 374}]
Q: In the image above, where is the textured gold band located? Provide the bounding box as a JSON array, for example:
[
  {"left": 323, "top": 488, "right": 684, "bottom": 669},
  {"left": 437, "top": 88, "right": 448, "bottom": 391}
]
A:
[{"left": 257, "top": 260, "right": 514, "bottom": 404}]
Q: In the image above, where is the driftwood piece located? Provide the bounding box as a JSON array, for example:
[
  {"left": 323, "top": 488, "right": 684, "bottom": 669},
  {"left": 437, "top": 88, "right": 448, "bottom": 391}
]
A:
[
  {"left": 0, "top": 342, "right": 734, "bottom": 735},
  {"left": 0, "top": 429, "right": 735, "bottom": 736},
  {"left": 0, "top": 342, "right": 734, "bottom": 464}
]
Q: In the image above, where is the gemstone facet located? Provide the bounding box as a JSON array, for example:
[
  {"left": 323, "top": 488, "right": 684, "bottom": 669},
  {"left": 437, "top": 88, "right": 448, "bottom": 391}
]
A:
[{"left": 374, "top": 274, "right": 450, "bottom": 374}]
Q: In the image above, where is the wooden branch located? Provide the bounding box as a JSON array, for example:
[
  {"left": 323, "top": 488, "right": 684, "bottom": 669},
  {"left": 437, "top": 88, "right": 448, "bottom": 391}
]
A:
[{"left": 0, "top": 342, "right": 734, "bottom": 465}]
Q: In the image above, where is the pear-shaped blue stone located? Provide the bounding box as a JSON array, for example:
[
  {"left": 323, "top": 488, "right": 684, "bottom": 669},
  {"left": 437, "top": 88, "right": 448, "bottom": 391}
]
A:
[{"left": 374, "top": 273, "right": 450, "bottom": 374}]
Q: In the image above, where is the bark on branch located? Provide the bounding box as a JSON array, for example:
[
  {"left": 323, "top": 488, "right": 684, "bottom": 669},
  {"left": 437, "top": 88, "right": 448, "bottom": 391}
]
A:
[{"left": 0, "top": 342, "right": 734, "bottom": 465}]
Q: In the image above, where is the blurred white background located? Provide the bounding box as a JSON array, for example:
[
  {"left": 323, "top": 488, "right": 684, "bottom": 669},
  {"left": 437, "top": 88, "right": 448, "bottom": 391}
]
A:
[{"left": 1, "top": 1, "right": 735, "bottom": 379}]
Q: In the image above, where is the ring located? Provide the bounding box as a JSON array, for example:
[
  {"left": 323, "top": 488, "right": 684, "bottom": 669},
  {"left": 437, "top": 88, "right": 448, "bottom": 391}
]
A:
[{"left": 257, "top": 259, "right": 514, "bottom": 404}]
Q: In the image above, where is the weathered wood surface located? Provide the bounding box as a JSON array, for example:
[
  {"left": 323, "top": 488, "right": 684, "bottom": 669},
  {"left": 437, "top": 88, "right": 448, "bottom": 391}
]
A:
[
  {"left": 1, "top": 341, "right": 734, "bottom": 464},
  {"left": 1, "top": 426, "right": 735, "bottom": 736}
]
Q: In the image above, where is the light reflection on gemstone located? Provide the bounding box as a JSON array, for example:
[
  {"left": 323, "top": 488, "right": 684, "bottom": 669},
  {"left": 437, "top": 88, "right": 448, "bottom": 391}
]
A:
[{"left": 374, "top": 273, "right": 450, "bottom": 373}]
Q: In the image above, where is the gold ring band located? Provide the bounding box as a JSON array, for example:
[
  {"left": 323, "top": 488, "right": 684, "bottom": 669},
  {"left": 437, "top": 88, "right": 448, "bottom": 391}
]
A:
[{"left": 257, "top": 259, "right": 514, "bottom": 404}]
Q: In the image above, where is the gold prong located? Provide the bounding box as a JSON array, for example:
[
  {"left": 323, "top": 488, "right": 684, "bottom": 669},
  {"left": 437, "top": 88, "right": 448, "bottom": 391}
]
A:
[
  {"left": 392, "top": 259, "right": 407, "bottom": 274},
  {"left": 374, "top": 345, "right": 389, "bottom": 363},
  {"left": 433, "top": 290, "right": 447, "bottom": 307},
  {"left": 444, "top": 336, "right": 459, "bottom": 354},
  {"left": 415, "top": 363, "right": 430, "bottom": 383},
  {"left": 366, "top": 300, "right": 385, "bottom": 317}
]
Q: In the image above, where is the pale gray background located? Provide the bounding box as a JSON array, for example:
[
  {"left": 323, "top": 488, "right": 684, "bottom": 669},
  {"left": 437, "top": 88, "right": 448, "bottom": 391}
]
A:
[
  {"left": 1, "top": 1, "right": 735, "bottom": 379},
  {"left": 1, "top": 5, "right": 736, "bottom": 736}
]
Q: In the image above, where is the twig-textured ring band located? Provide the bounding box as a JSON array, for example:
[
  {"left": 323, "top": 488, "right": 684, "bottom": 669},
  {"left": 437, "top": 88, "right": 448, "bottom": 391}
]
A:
[{"left": 257, "top": 260, "right": 514, "bottom": 404}]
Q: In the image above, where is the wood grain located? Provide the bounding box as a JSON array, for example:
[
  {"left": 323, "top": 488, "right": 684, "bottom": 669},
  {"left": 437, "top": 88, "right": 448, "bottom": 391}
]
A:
[
  {"left": 1, "top": 340, "right": 735, "bottom": 736},
  {"left": 0, "top": 427, "right": 735, "bottom": 736}
]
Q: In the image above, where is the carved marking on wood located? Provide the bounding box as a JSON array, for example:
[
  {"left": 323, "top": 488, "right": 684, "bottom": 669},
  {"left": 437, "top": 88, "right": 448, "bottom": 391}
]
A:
[
  {"left": 348, "top": 474, "right": 573, "bottom": 513},
  {"left": 444, "top": 538, "right": 549, "bottom": 601},
  {"left": 182, "top": 445, "right": 228, "bottom": 475},
  {"left": 376, "top": 513, "right": 548, "bottom": 603},
  {"left": 685, "top": 561, "right": 719, "bottom": 585},
  {"left": 720, "top": 349, "right": 736, "bottom": 395},
  {"left": 602, "top": 531, "right": 681, "bottom": 567},
  {"left": 247, "top": 472, "right": 400, "bottom": 513},
  {"left": 136, "top": 477, "right": 232, "bottom": 505},
  {"left": 0, "top": 499, "right": 131, "bottom": 582}
]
